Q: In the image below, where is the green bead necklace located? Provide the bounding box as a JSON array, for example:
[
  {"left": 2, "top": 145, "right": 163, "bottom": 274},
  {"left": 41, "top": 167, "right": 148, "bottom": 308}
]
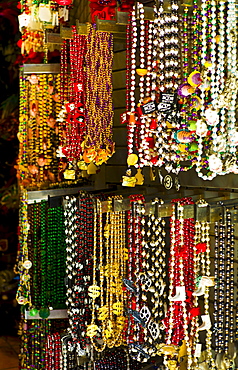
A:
[{"left": 39, "top": 200, "right": 48, "bottom": 308}]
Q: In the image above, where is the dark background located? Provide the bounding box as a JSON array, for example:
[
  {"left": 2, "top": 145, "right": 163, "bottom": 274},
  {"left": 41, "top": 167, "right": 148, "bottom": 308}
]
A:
[{"left": 0, "top": 0, "right": 20, "bottom": 335}]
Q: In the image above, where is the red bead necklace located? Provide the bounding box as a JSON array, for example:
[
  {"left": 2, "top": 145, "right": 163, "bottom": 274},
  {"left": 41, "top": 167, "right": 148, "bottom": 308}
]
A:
[
  {"left": 45, "top": 332, "right": 62, "bottom": 370},
  {"left": 127, "top": 194, "right": 145, "bottom": 346},
  {"left": 65, "top": 27, "right": 87, "bottom": 163},
  {"left": 164, "top": 197, "right": 195, "bottom": 366}
]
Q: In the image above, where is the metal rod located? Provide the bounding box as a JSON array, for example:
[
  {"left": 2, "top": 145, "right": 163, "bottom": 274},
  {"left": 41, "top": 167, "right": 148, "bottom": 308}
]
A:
[
  {"left": 25, "top": 309, "right": 68, "bottom": 320},
  {"left": 23, "top": 63, "right": 60, "bottom": 74}
]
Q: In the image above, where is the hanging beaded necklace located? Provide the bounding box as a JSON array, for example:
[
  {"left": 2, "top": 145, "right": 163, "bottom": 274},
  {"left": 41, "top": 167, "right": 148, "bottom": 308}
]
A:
[
  {"left": 192, "top": 213, "right": 216, "bottom": 369},
  {"left": 86, "top": 197, "right": 127, "bottom": 351},
  {"left": 18, "top": 73, "right": 65, "bottom": 188},
  {"left": 84, "top": 25, "right": 115, "bottom": 166},
  {"left": 140, "top": 198, "right": 167, "bottom": 358},
  {"left": 45, "top": 332, "right": 62, "bottom": 370},
  {"left": 47, "top": 204, "right": 66, "bottom": 308},
  {"left": 164, "top": 198, "right": 195, "bottom": 369},
  {"left": 16, "top": 190, "right": 32, "bottom": 306},
  {"left": 76, "top": 193, "right": 94, "bottom": 347},
  {"left": 64, "top": 195, "right": 79, "bottom": 346},
  {"left": 214, "top": 210, "right": 235, "bottom": 368},
  {"left": 18, "top": 73, "right": 29, "bottom": 187},
  {"left": 65, "top": 27, "right": 87, "bottom": 163},
  {"left": 126, "top": 195, "right": 149, "bottom": 361}
]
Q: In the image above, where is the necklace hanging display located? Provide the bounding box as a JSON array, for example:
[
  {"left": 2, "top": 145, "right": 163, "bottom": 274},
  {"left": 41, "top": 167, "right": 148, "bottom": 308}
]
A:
[
  {"left": 86, "top": 197, "right": 127, "bottom": 351},
  {"left": 175, "top": 3, "right": 199, "bottom": 172},
  {"left": 140, "top": 199, "right": 167, "bottom": 358},
  {"left": 45, "top": 333, "right": 62, "bottom": 370},
  {"left": 64, "top": 195, "right": 84, "bottom": 348},
  {"left": 64, "top": 27, "right": 87, "bottom": 167},
  {"left": 192, "top": 210, "right": 216, "bottom": 369},
  {"left": 15, "top": 190, "right": 32, "bottom": 306},
  {"left": 18, "top": 72, "right": 75, "bottom": 189},
  {"left": 24, "top": 200, "right": 67, "bottom": 313},
  {"left": 214, "top": 210, "right": 235, "bottom": 368},
  {"left": 84, "top": 25, "right": 115, "bottom": 167},
  {"left": 122, "top": 1, "right": 238, "bottom": 180},
  {"left": 163, "top": 198, "right": 195, "bottom": 369},
  {"left": 126, "top": 195, "right": 152, "bottom": 362},
  {"left": 195, "top": 0, "right": 238, "bottom": 179}
]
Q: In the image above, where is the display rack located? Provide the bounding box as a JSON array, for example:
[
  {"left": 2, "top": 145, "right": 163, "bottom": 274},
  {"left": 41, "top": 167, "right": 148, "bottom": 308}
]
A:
[
  {"left": 16, "top": 1, "right": 238, "bottom": 369},
  {"left": 26, "top": 184, "right": 238, "bottom": 222},
  {"left": 25, "top": 309, "right": 68, "bottom": 320},
  {"left": 22, "top": 63, "right": 60, "bottom": 74},
  {"left": 27, "top": 186, "right": 94, "bottom": 204}
]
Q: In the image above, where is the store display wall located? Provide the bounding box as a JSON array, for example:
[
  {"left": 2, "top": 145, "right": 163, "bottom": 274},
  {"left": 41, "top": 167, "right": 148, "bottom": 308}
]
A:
[{"left": 15, "top": 1, "right": 238, "bottom": 369}]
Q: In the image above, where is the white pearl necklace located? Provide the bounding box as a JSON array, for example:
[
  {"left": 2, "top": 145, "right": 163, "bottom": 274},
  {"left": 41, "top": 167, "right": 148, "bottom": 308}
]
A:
[{"left": 130, "top": 6, "right": 137, "bottom": 114}]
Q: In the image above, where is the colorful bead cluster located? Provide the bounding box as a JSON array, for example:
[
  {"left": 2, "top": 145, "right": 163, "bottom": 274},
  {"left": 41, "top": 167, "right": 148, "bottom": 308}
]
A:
[
  {"left": 16, "top": 199, "right": 66, "bottom": 312},
  {"left": 18, "top": 25, "right": 115, "bottom": 190},
  {"left": 16, "top": 1, "right": 238, "bottom": 370},
  {"left": 16, "top": 190, "right": 238, "bottom": 369},
  {"left": 123, "top": 0, "right": 238, "bottom": 182},
  {"left": 19, "top": 318, "right": 69, "bottom": 370}
]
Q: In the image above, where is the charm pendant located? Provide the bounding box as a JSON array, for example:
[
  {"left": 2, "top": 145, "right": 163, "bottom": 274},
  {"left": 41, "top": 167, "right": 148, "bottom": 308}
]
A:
[
  {"left": 135, "top": 168, "right": 144, "bottom": 185},
  {"left": 163, "top": 174, "right": 173, "bottom": 190},
  {"left": 140, "top": 306, "right": 151, "bottom": 325}
]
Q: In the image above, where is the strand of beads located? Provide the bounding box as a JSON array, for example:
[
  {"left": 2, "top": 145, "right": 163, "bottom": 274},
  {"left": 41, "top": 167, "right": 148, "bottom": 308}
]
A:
[
  {"left": 201, "top": 221, "right": 214, "bottom": 367},
  {"left": 164, "top": 198, "right": 195, "bottom": 368},
  {"left": 217, "top": 215, "right": 226, "bottom": 353},
  {"left": 136, "top": 3, "right": 150, "bottom": 168},
  {"left": 60, "top": 40, "right": 69, "bottom": 104},
  {"left": 140, "top": 199, "right": 167, "bottom": 357},
  {"left": 175, "top": 4, "right": 199, "bottom": 172},
  {"left": 86, "top": 197, "right": 127, "bottom": 351},
  {"left": 56, "top": 205, "right": 67, "bottom": 307},
  {"left": 123, "top": 8, "right": 137, "bottom": 182},
  {"left": 214, "top": 210, "right": 235, "bottom": 368},
  {"left": 39, "top": 200, "right": 49, "bottom": 314},
  {"left": 153, "top": 0, "right": 169, "bottom": 169},
  {"left": 63, "top": 195, "right": 80, "bottom": 349},
  {"left": 87, "top": 197, "right": 106, "bottom": 350},
  {"left": 65, "top": 28, "right": 87, "bottom": 163},
  {"left": 18, "top": 73, "right": 65, "bottom": 188},
  {"left": 214, "top": 219, "right": 220, "bottom": 353},
  {"left": 205, "top": 0, "right": 224, "bottom": 175},
  {"left": 191, "top": 218, "right": 202, "bottom": 369},
  {"left": 25, "top": 200, "right": 67, "bottom": 315},
  {"left": 84, "top": 25, "right": 115, "bottom": 166},
  {"left": 193, "top": 214, "right": 216, "bottom": 369},
  {"left": 16, "top": 190, "right": 32, "bottom": 306},
  {"left": 127, "top": 195, "right": 148, "bottom": 362},
  {"left": 47, "top": 204, "right": 66, "bottom": 308},
  {"left": 107, "top": 198, "right": 127, "bottom": 348},
  {"left": 19, "top": 319, "right": 51, "bottom": 370},
  {"left": 212, "top": 0, "right": 226, "bottom": 164},
  {"left": 226, "top": 0, "right": 238, "bottom": 164},
  {"left": 226, "top": 211, "right": 235, "bottom": 353},
  {"left": 18, "top": 72, "right": 28, "bottom": 187},
  {"left": 76, "top": 193, "right": 94, "bottom": 348},
  {"left": 86, "top": 198, "right": 106, "bottom": 351},
  {"left": 45, "top": 333, "right": 62, "bottom": 370}
]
